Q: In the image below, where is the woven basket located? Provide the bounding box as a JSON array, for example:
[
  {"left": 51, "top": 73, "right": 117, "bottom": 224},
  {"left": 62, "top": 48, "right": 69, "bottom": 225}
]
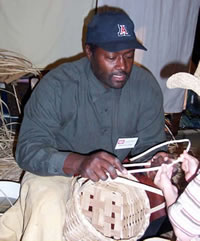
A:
[{"left": 63, "top": 174, "right": 163, "bottom": 241}]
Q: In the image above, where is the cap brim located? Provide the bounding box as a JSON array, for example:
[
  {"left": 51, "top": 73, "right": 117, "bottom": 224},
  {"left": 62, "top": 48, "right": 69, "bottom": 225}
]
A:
[{"left": 94, "top": 40, "right": 147, "bottom": 52}]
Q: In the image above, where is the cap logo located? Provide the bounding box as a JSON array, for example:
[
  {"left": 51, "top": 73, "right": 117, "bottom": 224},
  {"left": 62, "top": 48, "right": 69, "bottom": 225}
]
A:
[{"left": 117, "top": 24, "right": 130, "bottom": 37}]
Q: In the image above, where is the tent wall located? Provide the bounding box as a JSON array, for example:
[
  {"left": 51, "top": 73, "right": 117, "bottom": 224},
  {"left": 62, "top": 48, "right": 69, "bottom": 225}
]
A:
[
  {"left": 0, "top": 0, "right": 96, "bottom": 68},
  {"left": 0, "top": 0, "right": 199, "bottom": 113}
]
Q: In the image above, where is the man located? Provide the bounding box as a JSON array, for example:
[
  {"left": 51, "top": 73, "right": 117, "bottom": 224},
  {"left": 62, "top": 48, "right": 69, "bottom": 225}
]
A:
[{"left": 0, "top": 10, "right": 166, "bottom": 241}]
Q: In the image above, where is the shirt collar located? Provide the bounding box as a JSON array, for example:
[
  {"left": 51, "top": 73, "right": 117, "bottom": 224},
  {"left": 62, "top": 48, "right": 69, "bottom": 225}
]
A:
[{"left": 87, "top": 61, "right": 111, "bottom": 102}]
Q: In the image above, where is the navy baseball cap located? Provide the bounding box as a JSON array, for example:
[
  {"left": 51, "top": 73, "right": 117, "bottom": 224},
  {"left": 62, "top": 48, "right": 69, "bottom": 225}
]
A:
[{"left": 86, "top": 11, "right": 147, "bottom": 52}]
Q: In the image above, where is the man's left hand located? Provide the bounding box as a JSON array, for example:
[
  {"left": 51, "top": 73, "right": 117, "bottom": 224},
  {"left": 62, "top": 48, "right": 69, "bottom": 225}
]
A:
[{"left": 147, "top": 152, "right": 175, "bottom": 180}]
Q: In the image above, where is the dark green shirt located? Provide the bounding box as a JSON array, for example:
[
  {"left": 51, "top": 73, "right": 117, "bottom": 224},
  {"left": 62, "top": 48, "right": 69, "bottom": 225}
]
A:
[{"left": 16, "top": 57, "right": 166, "bottom": 176}]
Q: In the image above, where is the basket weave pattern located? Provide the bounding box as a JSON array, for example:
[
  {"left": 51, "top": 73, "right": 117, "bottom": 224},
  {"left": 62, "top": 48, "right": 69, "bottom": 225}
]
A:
[{"left": 64, "top": 175, "right": 150, "bottom": 241}]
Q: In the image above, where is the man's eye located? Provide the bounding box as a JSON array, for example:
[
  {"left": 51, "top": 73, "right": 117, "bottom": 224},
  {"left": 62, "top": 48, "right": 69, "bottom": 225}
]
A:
[
  {"left": 107, "top": 56, "right": 115, "bottom": 60},
  {"left": 126, "top": 55, "right": 134, "bottom": 59}
]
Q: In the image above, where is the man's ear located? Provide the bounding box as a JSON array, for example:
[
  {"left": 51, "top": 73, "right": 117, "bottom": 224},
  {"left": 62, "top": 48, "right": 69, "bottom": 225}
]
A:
[{"left": 85, "top": 44, "right": 92, "bottom": 60}]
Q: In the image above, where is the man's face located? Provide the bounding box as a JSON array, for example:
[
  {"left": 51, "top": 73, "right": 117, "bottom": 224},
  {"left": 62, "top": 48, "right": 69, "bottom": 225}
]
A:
[{"left": 86, "top": 45, "right": 134, "bottom": 89}]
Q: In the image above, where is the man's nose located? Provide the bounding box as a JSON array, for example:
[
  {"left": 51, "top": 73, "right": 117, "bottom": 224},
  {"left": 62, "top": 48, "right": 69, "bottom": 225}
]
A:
[{"left": 116, "top": 56, "right": 126, "bottom": 71}]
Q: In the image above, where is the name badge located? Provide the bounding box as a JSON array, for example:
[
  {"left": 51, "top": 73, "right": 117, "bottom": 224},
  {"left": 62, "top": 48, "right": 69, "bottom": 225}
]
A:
[{"left": 115, "top": 137, "right": 138, "bottom": 150}]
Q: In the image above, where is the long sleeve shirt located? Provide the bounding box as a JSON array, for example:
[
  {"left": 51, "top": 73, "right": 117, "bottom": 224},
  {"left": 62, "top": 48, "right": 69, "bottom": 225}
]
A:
[
  {"left": 168, "top": 173, "right": 200, "bottom": 240},
  {"left": 15, "top": 57, "right": 166, "bottom": 176}
]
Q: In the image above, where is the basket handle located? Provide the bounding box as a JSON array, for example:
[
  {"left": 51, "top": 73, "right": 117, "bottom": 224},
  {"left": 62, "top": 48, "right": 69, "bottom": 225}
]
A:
[
  {"left": 114, "top": 174, "right": 163, "bottom": 195},
  {"left": 150, "top": 202, "right": 165, "bottom": 214},
  {"left": 123, "top": 139, "right": 191, "bottom": 174},
  {"left": 126, "top": 158, "right": 182, "bottom": 174},
  {"left": 129, "top": 139, "right": 191, "bottom": 162},
  {"left": 76, "top": 174, "right": 162, "bottom": 195}
]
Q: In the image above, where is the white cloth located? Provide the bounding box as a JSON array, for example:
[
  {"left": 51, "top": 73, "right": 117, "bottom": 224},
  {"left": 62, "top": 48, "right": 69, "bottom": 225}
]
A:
[
  {"left": 98, "top": 0, "right": 200, "bottom": 113},
  {"left": 0, "top": 0, "right": 96, "bottom": 68}
]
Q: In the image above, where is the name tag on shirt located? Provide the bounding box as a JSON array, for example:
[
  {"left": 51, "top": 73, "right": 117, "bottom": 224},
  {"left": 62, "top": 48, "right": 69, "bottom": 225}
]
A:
[{"left": 115, "top": 137, "right": 138, "bottom": 150}]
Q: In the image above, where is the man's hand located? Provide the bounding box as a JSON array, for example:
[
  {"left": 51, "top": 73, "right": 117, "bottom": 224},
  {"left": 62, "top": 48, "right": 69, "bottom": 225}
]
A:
[
  {"left": 151, "top": 152, "right": 172, "bottom": 165},
  {"left": 63, "top": 151, "right": 127, "bottom": 182},
  {"left": 147, "top": 152, "right": 175, "bottom": 180},
  {"left": 78, "top": 151, "right": 128, "bottom": 182}
]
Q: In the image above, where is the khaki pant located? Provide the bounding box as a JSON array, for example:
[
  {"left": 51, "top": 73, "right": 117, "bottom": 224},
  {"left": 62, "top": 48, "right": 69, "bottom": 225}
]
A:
[{"left": 0, "top": 172, "right": 73, "bottom": 241}]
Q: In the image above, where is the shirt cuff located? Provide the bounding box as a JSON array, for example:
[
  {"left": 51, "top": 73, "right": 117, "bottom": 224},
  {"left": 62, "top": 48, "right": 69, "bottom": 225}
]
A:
[{"left": 47, "top": 151, "right": 72, "bottom": 176}]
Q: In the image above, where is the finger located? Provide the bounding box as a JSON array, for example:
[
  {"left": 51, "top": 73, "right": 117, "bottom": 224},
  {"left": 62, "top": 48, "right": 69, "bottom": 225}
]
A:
[
  {"left": 85, "top": 169, "right": 100, "bottom": 182},
  {"left": 152, "top": 154, "right": 167, "bottom": 166},
  {"left": 153, "top": 175, "right": 159, "bottom": 186},
  {"left": 152, "top": 152, "right": 173, "bottom": 164},
  {"left": 161, "top": 164, "right": 168, "bottom": 173},
  {"left": 159, "top": 164, "right": 171, "bottom": 182},
  {"left": 105, "top": 165, "right": 118, "bottom": 179},
  {"left": 159, "top": 164, "right": 171, "bottom": 178},
  {"left": 152, "top": 152, "right": 161, "bottom": 159},
  {"left": 187, "top": 153, "right": 199, "bottom": 165},
  {"left": 166, "top": 165, "right": 173, "bottom": 178},
  {"left": 180, "top": 153, "right": 184, "bottom": 160},
  {"left": 100, "top": 152, "right": 127, "bottom": 174},
  {"left": 183, "top": 151, "right": 191, "bottom": 158},
  {"left": 183, "top": 152, "right": 198, "bottom": 164},
  {"left": 152, "top": 152, "right": 168, "bottom": 159},
  {"left": 154, "top": 166, "right": 163, "bottom": 184},
  {"left": 113, "top": 158, "right": 128, "bottom": 175},
  {"left": 152, "top": 155, "right": 163, "bottom": 161},
  {"left": 185, "top": 173, "right": 191, "bottom": 182},
  {"left": 94, "top": 168, "right": 109, "bottom": 181},
  {"left": 109, "top": 165, "right": 118, "bottom": 179},
  {"left": 182, "top": 159, "right": 189, "bottom": 172},
  {"left": 95, "top": 159, "right": 119, "bottom": 179},
  {"left": 164, "top": 156, "right": 169, "bottom": 162},
  {"left": 157, "top": 163, "right": 166, "bottom": 176}
]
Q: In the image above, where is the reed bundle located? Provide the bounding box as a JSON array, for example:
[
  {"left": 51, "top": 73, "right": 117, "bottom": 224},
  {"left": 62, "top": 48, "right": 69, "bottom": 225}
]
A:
[
  {"left": 0, "top": 122, "right": 22, "bottom": 182},
  {"left": 0, "top": 86, "right": 23, "bottom": 182},
  {"left": 0, "top": 49, "right": 41, "bottom": 84},
  {"left": 0, "top": 49, "right": 39, "bottom": 181}
]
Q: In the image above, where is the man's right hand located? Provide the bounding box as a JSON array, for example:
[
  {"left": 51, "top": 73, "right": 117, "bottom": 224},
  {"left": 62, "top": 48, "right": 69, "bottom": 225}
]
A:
[{"left": 63, "top": 151, "right": 127, "bottom": 182}]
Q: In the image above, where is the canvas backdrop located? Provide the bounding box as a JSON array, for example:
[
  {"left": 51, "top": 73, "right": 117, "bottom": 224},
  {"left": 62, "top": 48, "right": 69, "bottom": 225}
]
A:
[
  {"left": 0, "top": 0, "right": 96, "bottom": 68},
  {"left": 0, "top": 0, "right": 199, "bottom": 112}
]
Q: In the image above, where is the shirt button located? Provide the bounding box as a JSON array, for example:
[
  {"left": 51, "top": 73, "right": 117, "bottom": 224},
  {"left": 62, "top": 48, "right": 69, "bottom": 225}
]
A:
[{"left": 102, "top": 129, "right": 107, "bottom": 134}]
